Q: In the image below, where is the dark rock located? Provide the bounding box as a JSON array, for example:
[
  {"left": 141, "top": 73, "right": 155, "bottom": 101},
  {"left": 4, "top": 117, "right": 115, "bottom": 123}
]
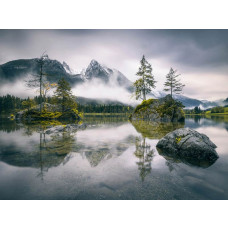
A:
[
  {"left": 156, "top": 128, "right": 219, "bottom": 167},
  {"left": 130, "top": 95, "right": 185, "bottom": 122}
]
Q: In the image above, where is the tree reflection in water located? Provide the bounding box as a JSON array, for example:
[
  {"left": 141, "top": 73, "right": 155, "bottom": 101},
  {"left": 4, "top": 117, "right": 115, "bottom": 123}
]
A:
[
  {"left": 37, "top": 130, "right": 76, "bottom": 180},
  {"left": 134, "top": 137, "right": 154, "bottom": 181}
]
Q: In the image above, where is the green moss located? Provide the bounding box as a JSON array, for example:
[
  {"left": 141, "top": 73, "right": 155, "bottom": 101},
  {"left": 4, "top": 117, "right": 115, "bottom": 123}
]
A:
[
  {"left": 134, "top": 99, "right": 156, "bottom": 114},
  {"left": 176, "top": 137, "right": 182, "bottom": 144},
  {"left": 22, "top": 108, "right": 82, "bottom": 121},
  {"left": 130, "top": 95, "right": 185, "bottom": 122}
]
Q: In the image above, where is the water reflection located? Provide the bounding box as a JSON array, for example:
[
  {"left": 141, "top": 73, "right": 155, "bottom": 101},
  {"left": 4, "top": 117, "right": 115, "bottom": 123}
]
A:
[
  {"left": 134, "top": 137, "right": 154, "bottom": 181},
  {"left": 157, "top": 147, "right": 217, "bottom": 168},
  {"left": 0, "top": 119, "right": 136, "bottom": 171},
  {"left": 131, "top": 120, "right": 184, "bottom": 139},
  {"left": 0, "top": 121, "right": 78, "bottom": 179},
  {"left": 0, "top": 116, "right": 227, "bottom": 199}
]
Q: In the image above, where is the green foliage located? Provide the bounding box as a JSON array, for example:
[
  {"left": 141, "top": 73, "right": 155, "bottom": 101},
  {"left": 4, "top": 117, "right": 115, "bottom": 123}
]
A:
[
  {"left": 40, "top": 111, "right": 62, "bottom": 119},
  {"left": 193, "top": 106, "right": 202, "bottom": 114},
  {"left": 54, "top": 78, "right": 77, "bottom": 113},
  {"left": 77, "top": 103, "right": 134, "bottom": 114},
  {"left": 185, "top": 106, "right": 228, "bottom": 115},
  {"left": 132, "top": 96, "right": 185, "bottom": 122},
  {"left": 134, "top": 99, "right": 156, "bottom": 113},
  {"left": 164, "top": 68, "right": 185, "bottom": 97},
  {"left": 133, "top": 55, "right": 156, "bottom": 100},
  {"left": 22, "top": 98, "right": 35, "bottom": 111},
  {"left": 156, "top": 98, "right": 184, "bottom": 119},
  {"left": 0, "top": 94, "right": 25, "bottom": 114},
  {"left": 23, "top": 110, "right": 61, "bottom": 119},
  {"left": 211, "top": 106, "right": 225, "bottom": 113}
]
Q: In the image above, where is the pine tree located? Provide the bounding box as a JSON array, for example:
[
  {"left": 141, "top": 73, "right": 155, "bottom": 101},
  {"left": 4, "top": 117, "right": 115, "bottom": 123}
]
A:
[
  {"left": 54, "top": 78, "right": 77, "bottom": 112},
  {"left": 133, "top": 55, "right": 156, "bottom": 101},
  {"left": 164, "top": 68, "right": 185, "bottom": 98}
]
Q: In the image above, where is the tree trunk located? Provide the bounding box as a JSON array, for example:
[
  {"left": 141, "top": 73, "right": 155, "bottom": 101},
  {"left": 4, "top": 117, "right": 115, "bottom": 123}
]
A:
[
  {"left": 143, "top": 74, "right": 146, "bottom": 100},
  {"left": 40, "top": 63, "right": 43, "bottom": 113}
]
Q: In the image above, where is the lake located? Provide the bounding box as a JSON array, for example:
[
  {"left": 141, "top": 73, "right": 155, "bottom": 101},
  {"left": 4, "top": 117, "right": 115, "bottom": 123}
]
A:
[{"left": 0, "top": 115, "right": 228, "bottom": 200}]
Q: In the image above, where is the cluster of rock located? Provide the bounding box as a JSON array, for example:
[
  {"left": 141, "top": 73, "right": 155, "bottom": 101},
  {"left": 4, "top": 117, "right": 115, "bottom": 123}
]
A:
[
  {"left": 156, "top": 128, "right": 219, "bottom": 167},
  {"left": 130, "top": 95, "right": 185, "bottom": 122}
]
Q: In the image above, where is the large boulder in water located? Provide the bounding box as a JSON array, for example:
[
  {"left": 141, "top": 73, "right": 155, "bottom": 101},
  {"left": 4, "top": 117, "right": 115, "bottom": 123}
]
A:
[
  {"left": 130, "top": 95, "right": 185, "bottom": 122},
  {"left": 156, "top": 128, "right": 219, "bottom": 167}
]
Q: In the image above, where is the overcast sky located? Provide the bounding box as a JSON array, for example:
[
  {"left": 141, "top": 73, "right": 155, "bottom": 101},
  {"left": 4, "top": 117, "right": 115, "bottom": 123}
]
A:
[{"left": 0, "top": 29, "right": 227, "bottom": 100}]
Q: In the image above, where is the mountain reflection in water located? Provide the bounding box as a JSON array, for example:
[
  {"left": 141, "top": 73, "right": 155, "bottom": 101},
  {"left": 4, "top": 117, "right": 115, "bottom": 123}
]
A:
[{"left": 0, "top": 116, "right": 227, "bottom": 199}]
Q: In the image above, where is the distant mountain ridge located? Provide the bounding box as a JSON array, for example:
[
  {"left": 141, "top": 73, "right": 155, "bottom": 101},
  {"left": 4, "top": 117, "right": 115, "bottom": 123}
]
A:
[
  {"left": 0, "top": 57, "right": 222, "bottom": 108},
  {"left": 0, "top": 58, "right": 84, "bottom": 85}
]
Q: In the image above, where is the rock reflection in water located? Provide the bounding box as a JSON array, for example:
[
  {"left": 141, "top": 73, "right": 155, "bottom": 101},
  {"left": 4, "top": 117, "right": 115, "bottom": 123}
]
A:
[
  {"left": 0, "top": 122, "right": 78, "bottom": 179},
  {"left": 0, "top": 120, "right": 138, "bottom": 173},
  {"left": 131, "top": 120, "right": 184, "bottom": 139},
  {"left": 157, "top": 148, "right": 217, "bottom": 168}
]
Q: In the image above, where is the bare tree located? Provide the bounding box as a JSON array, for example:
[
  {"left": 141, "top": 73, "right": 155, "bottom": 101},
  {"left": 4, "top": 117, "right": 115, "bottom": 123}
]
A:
[{"left": 26, "top": 52, "right": 49, "bottom": 112}]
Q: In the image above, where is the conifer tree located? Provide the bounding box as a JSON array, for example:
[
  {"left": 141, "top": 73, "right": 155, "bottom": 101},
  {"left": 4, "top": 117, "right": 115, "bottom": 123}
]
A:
[
  {"left": 133, "top": 55, "right": 156, "bottom": 101},
  {"left": 164, "top": 68, "right": 185, "bottom": 98},
  {"left": 54, "top": 78, "right": 77, "bottom": 112}
]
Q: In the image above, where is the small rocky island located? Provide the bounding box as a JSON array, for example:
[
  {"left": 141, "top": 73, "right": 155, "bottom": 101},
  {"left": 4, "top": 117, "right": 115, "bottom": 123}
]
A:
[
  {"left": 130, "top": 95, "right": 185, "bottom": 122},
  {"left": 16, "top": 103, "right": 82, "bottom": 121},
  {"left": 156, "top": 128, "right": 219, "bottom": 167},
  {"left": 129, "top": 94, "right": 219, "bottom": 167}
]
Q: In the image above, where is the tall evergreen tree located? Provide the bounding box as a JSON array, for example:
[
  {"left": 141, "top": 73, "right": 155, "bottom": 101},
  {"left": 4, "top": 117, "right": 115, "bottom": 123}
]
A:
[
  {"left": 164, "top": 68, "right": 185, "bottom": 98},
  {"left": 133, "top": 55, "right": 156, "bottom": 101},
  {"left": 54, "top": 78, "right": 77, "bottom": 112}
]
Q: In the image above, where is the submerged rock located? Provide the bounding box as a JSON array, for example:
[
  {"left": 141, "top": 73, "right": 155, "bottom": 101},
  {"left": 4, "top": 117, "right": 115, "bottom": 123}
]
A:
[
  {"left": 130, "top": 95, "right": 185, "bottom": 122},
  {"left": 45, "top": 123, "right": 87, "bottom": 134},
  {"left": 156, "top": 128, "right": 219, "bottom": 167}
]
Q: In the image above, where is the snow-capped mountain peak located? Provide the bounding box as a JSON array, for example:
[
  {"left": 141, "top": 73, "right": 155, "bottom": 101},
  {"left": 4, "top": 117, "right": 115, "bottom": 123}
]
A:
[
  {"left": 63, "top": 61, "right": 74, "bottom": 74},
  {"left": 85, "top": 59, "right": 109, "bottom": 81},
  {"left": 83, "top": 59, "right": 133, "bottom": 90}
]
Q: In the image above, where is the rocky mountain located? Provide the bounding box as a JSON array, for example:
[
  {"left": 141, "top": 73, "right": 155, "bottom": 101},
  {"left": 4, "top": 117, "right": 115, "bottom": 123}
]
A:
[
  {"left": 0, "top": 57, "right": 132, "bottom": 88},
  {"left": 83, "top": 59, "right": 133, "bottom": 90},
  {"left": 0, "top": 57, "right": 84, "bottom": 85},
  {"left": 0, "top": 57, "right": 221, "bottom": 108}
]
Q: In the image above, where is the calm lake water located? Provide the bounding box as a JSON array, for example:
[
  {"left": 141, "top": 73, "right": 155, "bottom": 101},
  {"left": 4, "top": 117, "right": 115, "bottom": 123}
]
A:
[{"left": 0, "top": 115, "right": 228, "bottom": 200}]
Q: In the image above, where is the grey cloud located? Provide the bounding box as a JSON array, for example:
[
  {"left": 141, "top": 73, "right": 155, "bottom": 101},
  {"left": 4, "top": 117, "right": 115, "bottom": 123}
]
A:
[{"left": 0, "top": 29, "right": 227, "bottom": 99}]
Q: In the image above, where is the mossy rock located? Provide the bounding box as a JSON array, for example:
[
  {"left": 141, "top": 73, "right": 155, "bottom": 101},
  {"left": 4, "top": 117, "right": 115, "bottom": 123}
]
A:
[
  {"left": 130, "top": 95, "right": 185, "bottom": 122},
  {"left": 15, "top": 103, "right": 82, "bottom": 121}
]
